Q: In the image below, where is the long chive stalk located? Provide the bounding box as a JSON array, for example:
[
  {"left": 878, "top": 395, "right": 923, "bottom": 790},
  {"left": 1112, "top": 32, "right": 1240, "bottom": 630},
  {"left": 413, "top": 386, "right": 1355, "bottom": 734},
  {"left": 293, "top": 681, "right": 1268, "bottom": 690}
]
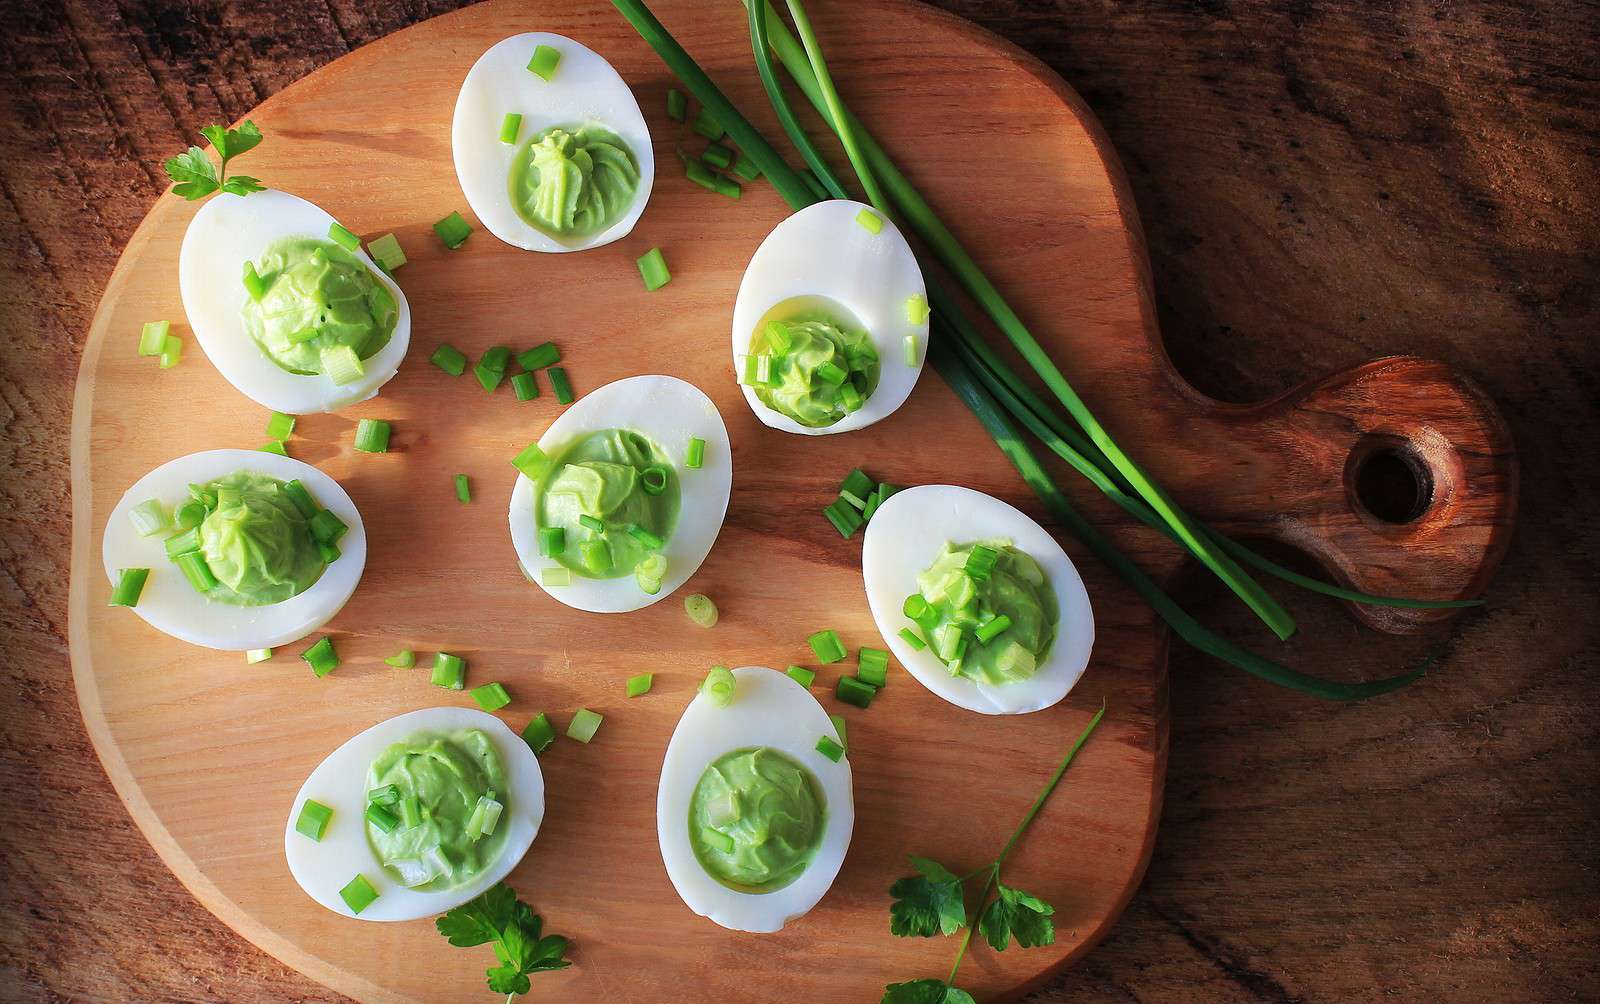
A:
[{"left": 748, "top": 0, "right": 848, "bottom": 201}]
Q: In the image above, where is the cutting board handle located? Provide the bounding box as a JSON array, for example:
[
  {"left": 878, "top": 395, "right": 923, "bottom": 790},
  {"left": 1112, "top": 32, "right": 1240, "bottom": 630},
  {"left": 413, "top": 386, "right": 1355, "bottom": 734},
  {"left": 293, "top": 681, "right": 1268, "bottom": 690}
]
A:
[{"left": 1183, "top": 356, "right": 1517, "bottom": 633}]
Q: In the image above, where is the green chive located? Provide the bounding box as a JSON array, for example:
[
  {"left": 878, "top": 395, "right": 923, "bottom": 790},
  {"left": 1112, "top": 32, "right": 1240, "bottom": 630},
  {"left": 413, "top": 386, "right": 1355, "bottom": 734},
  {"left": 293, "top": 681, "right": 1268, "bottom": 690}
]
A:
[
  {"left": 975, "top": 615, "right": 1013, "bottom": 644},
  {"left": 527, "top": 44, "right": 562, "bottom": 80},
  {"left": 701, "top": 143, "right": 733, "bottom": 170},
  {"left": 857, "top": 647, "right": 889, "bottom": 687},
  {"left": 399, "top": 796, "right": 421, "bottom": 829},
  {"left": 159, "top": 335, "right": 183, "bottom": 369},
  {"left": 471, "top": 681, "right": 511, "bottom": 711},
  {"left": 829, "top": 713, "right": 847, "bottom": 749},
  {"left": 627, "top": 523, "right": 663, "bottom": 550},
  {"left": 836, "top": 675, "right": 876, "bottom": 708},
  {"left": 328, "top": 221, "right": 361, "bottom": 250},
  {"left": 258, "top": 440, "right": 288, "bottom": 457},
  {"left": 365, "top": 802, "right": 400, "bottom": 834},
  {"left": 541, "top": 567, "right": 570, "bottom": 587},
  {"left": 702, "top": 826, "right": 734, "bottom": 854},
  {"left": 640, "top": 465, "right": 669, "bottom": 495},
  {"left": 522, "top": 713, "right": 556, "bottom": 754},
  {"left": 823, "top": 499, "right": 863, "bottom": 538},
  {"left": 840, "top": 469, "right": 874, "bottom": 501},
  {"left": 338, "top": 874, "right": 378, "bottom": 915},
  {"left": 320, "top": 344, "right": 363, "bottom": 386},
  {"left": 309, "top": 509, "right": 347, "bottom": 545},
  {"left": 294, "top": 799, "right": 333, "bottom": 842},
  {"left": 712, "top": 174, "right": 741, "bottom": 199},
  {"left": 474, "top": 353, "right": 508, "bottom": 392},
  {"left": 318, "top": 540, "right": 340, "bottom": 563},
  {"left": 691, "top": 107, "right": 724, "bottom": 140},
  {"left": 174, "top": 551, "right": 217, "bottom": 592},
  {"left": 164, "top": 526, "right": 201, "bottom": 558},
  {"left": 430, "top": 652, "right": 466, "bottom": 690},
  {"left": 905, "top": 292, "right": 929, "bottom": 324},
  {"left": 567, "top": 707, "right": 603, "bottom": 743},
  {"left": 903, "top": 334, "right": 920, "bottom": 367},
  {"left": 433, "top": 211, "right": 472, "bottom": 249},
  {"left": 808, "top": 629, "right": 846, "bottom": 664},
  {"left": 579, "top": 514, "right": 604, "bottom": 533},
  {"left": 578, "top": 538, "right": 611, "bottom": 574},
  {"left": 516, "top": 342, "right": 561, "bottom": 370},
  {"left": 265, "top": 411, "right": 296, "bottom": 441},
  {"left": 511, "top": 441, "right": 554, "bottom": 481},
  {"left": 430, "top": 344, "right": 468, "bottom": 376},
  {"left": 815, "top": 735, "right": 845, "bottom": 762},
  {"left": 683, "top": 154, "right": 721, "bottom": 192},
  {"left": 367, "top": 233, "right": 406, "bottom": 271},
  {"left": 246, "top": 647, "right": 273, "bottom": 664},
  {"left": 897, "top": 627, "right": 927, "bottom": 650},
  {"left": 548, "top": 367, "right": 574, "bottom": 404},
  {"left": 731, "top": 152, "right": 762, "bottom": 181},
  {"left": 109, "top": 568, "right": 149, "bottom": 607},
  {"left": 855, "top": 207, "right": 883, "bottom": 234},
  {"left": 301, "top": 636, "right": 338, "bottom": 678},
  {"left": 815, "top": 360, "right": 847, "bottom": 386},
  {"left": 964, "top": 544, "right": 999, "bottom": 581},
  {"left": 353, "top": 418, "right": 391, "bottom": 453},
  {"left": 667, "top": 87, "right": 687, "bottom": 121},
  {"left": 701, "top": 665, "right": 737, "bottom": 707},
  {"left": 637, "top": 247, "right": 671, "bottom": 291},
  {"left": 454, "top": 474, "right": 471, "bottom": 503},
  {"left": 242, "top": 262, "right": 270, "bottom": 301},
  {"left": 138, "top": 320, "right": 170, "bottom": 357},
  {"left": 686, "top": 437, "right": 705, "bottom": 469},
  {"left": 128, "top": 499, "right": 170, "bottom": 537},
  {"left": 626, "top": 673, "right": 654, "bottom": 698},
  {"left": 785, "top": 665, "right": 815, "bottom": 688},
  {"left": 510, "top": 371, "right": 538, "bottom": 400},
  {"left": 384, "top": 649, "right": 415, "bottom": 669},
  {"left": 282, "top": 480, "right": 318, "bottom": 519},
  {"left": 538, "top": 526, "right": 565, "bottom": 557},
  {"left": 499, "top": 112, "right": 523, "bottom": 144},
  {"left": 684, "top": 593, "right": 718, "bottom": 627}
]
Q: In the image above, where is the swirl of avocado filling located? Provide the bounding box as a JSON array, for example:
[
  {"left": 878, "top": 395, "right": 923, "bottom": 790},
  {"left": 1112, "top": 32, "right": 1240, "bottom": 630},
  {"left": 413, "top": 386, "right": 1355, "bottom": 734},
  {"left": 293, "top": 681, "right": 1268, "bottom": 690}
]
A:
[
  {"left": 509, "top": 124, "right": 640, "bottom": 238},
  {"left": 747, "top": 300, "right": 879, "bottom": 428},
  {"left": 534, "top": 428, "right": 679, "bottom": 583},
  {"left": 365, "top": 729, "right": 508, "bottom": 891},
  {"left": 194, "top": 470, "right": 325, "bottom": 606},
  {"left": 240, "top": 237, "right": 398, "bottom": 375},
  {"left": 907, "top": 539, "right": 1058, "bottom": 685},
  {"left": 688, "top": 747, "right": 826, "bottom": 892}
]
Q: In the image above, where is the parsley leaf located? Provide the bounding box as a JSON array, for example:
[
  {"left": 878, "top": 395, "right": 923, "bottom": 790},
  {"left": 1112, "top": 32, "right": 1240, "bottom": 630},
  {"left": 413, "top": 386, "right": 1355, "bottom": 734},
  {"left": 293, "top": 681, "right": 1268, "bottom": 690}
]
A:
[
  {"left": 163, "top": 147, "right": 219, "bottom": 200},
  {"left": 436, "top": 881, "right": 571, "bottom": 998},
  {"left": 978, "top": 881, "right": 1056, "bottom": 951},
  {"left": 200, "top": 120, "right": 263, "bottom": 163},
  {"left": 882, "top": 979, "right": 977, "bottom": 1004},
  {"left": 889, "top": 855, "right": 967, "bottom": 938},
  {"left": 163, "top": 120, "right": 264, "bottom": 201}
]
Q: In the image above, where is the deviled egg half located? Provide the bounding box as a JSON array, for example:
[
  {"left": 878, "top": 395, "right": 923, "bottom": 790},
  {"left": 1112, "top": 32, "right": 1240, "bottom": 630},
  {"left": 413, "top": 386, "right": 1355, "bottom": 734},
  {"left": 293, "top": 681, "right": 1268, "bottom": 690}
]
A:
[
  {"left": 731, "top": 199, "right": 928, "bottom": 435},
  {"left": 658, "top": 667, "right": 853, "bottom": 932},
  {"left": 862, "top": 485, "right": 1094, "bottom": 715},
  {"left": 509, "top": 375, "right": 732, "bottom": 614},
  {"left": 102, "top": 449, "right": 365, "bottom": 650},
  {"left": 179, "top": 190, "right": 412, "bottom": 413},
  {"left": 453, "top": 32, "right": 654, "bottom": 252},
  {"left": 285, "top": 707, "right": 545, "bottom": 921}
]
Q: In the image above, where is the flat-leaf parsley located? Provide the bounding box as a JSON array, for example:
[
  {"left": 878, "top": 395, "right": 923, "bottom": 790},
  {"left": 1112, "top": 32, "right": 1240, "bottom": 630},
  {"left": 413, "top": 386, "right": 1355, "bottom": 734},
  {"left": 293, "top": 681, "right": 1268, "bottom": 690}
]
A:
[
  {"left": 162, "top": 120, "right": 265, "bottom": 200},
  {"left": 436, "top": 881, "right": 571, "bottom": 1000}
]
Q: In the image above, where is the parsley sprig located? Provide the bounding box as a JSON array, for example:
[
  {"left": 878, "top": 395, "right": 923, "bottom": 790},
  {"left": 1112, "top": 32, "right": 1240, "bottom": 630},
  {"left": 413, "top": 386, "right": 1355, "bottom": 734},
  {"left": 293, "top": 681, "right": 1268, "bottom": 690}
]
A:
[
  {"left": 883, "top": 703, "right": 1106, "bottom": 1003},
  {"left": 436, "top": 881, "right": 572, "bottom": 1001},
  {"left": 162, "top": 121, "right": 265, "bottom": 200}
]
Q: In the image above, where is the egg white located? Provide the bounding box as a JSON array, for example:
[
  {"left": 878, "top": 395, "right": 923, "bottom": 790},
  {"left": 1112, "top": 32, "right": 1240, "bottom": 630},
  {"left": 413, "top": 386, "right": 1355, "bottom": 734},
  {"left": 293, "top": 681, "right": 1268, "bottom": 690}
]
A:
[
  {"left": 102, "top": 449, "right": 366, "bottom": 650},
  {"left": 508, "top": 375, "right": 732, "bottom": 614},
  {"left": 283, "top": 707, "right": 545, "bottom": 922},
  {"left": 452, "top": 32, "right": 654, "bottom": 253},
  {"left": 178, "top": 189, "right": 412, "bottom": 414},
  {"left": 731, "top": 199, "right": 927, "bottom": 435},
  {"left": 861, "top": 485, "right": 1095, "bottom": 715},
  {"left": 656, "top": 667, "right": 853, "bottom": 933}
]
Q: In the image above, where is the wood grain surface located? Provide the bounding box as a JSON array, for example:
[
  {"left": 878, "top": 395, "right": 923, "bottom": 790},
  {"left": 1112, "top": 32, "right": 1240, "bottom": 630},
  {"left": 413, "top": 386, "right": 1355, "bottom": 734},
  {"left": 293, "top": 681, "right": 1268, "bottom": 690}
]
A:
[{"left": 3, "top": 1, "right": 1596, "bottom": 1002}]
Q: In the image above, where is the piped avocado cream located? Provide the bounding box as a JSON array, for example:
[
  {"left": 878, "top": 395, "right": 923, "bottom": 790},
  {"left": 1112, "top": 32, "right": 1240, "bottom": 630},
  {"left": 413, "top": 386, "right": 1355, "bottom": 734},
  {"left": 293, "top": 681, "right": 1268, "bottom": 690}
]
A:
[
  {"left": 195, "top": 470, "right": 324, "bottom": 606},
  {"left": 689, "top": 747, "right": 825, "bottom": 892},
  {"left": 509, "top": 124, "right": 640, "bottom": 238},
  {"left": 366, "top": 728, "right": 508, "bottom": 891},
  {"left": 535, "top": 428, "right": 679, "bottom": 580},
  {"left": 913, "top": 538, "right": 1058, "bottom": 685},
  {"left": 749, "top": 296, "right": 879, "bottom": 428},
  {"left": 241, "top": 236, "right": 398, "bottom": 375}
]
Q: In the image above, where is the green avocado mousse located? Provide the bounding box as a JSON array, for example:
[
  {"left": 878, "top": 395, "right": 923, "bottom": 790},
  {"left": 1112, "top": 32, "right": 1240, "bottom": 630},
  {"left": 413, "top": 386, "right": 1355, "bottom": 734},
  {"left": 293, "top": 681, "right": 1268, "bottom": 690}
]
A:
[
  {"left": 241, "top": 236, "right": 398, "bottom": 379},
  {"left": 743, "top": 296, "right": 880, "bottom": 428},
  {"left": 365, "top": 728, "right": 509, "bottom": 891},
  {"left": 509, "top": 124, "right": 641, "bottom": 238},
  {"left": 161, "top": 470, "right": 333, "bottom": 606},
  {"left": 533, "top": 428, "right": 679, "bottom": 592},
  {"left": 905, "top": 539, "right": 1058, "bottom": 685},
  {"left": 688, "top": 747, "right": 826, "bottom": 893}
]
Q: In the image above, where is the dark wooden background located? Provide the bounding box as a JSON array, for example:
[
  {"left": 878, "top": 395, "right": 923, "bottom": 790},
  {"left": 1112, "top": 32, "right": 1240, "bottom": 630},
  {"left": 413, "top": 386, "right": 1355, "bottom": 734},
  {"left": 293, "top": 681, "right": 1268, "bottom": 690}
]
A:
[{"left": 2, "top": 0, "right": 1596, "bottom": 1001}]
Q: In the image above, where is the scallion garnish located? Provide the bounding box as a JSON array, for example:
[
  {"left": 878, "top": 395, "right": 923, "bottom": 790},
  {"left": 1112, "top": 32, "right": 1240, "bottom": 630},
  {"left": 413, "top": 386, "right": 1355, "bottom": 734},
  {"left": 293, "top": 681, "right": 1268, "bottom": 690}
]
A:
[
  {"left": 542, "top": 567, "right": 571, "bottom": 587},
  {"left": 579, "top": 539, "right": 611, "bottom": 574},
  {"left": 667, "top": 87, "right": 687, "bottom": 121},
  {"left": 701, "top": 143, "right": 733, "bottom": 170},
  {"left": 639, "top": 464, "right": 669, "bottom": 495},
  {"left": 578, "top": 514, "right": 605, "bottom": 533},
  {"left": 474, "top": 349, "right": 509, "bottom": 392},
  {"left": 128, "top": 499, "right": 170, "bottom": 537},
  {"left": 399, "top": 796, "right": 421, "bottom": 830},
  {"left": 566, "top": 708, "right": 603, "bottom": 743},
  {"left": 174, "top": 551, "right": 217, "bottom": 592},
  {"left": 294, "top": 799, "right": 333, "bottom": 842},
  {"left": 318, "top": 540, "right": 340, "bottom": 563},
  {"left": 830, "top": 713, "right": 847, "bottom": 749},
  {"left": 282, "top": 479, "right": 318, "bottom": 519},
  {"left": 365, "top": 802, "right": 400, "bottom": 834},
  {"left": 548, "top": 367, "right": 575, "bottom": 404},
  {"left": 164, "top": 526, "right": 201, "bottom": 558},
  {"left": 309, "top": 509, "right": 348, "bottom": 545},
  {"left": 808, "top": 629, "right": 846, "bottom": 664},
  {"left": 635, "top": 553, "right": 667, "bottom": 594},
  {"left": 974, "top": 615, "right": 1013, "bottom": 644},
  {"left": 384, "top": 649, "right": 416, "bottom": 669},
  {"left": 838, "top": 380, "right": 863, "bottom": 412},
  {"left": 367, "top": 233, "right": 406, "bottom": 271},
  {"left": 499, "top": 112, "right": 524, "bottom": 145},
  {"left": 713, "top": 175, "right": 742, "bottom": 199},
  {"left": 433, "top": 211, "right": 472, "bottom": 249},
  {"left": 173, "top": 500, "right": 205, "bottom": 529},
  {"left": 454, "top": 474, "right": 471, "bottom": 504},
  {"left": 702, "top": 826, "right": 735, "bottom": 854},
  {"left": 815, "top": 735, "right": 845, "bottom": 762},
  {"left": 538, "top": 526, "right": 565, "bottom": 557},
  {"left": 510, "top": 371, "right": 539, "bottom": 400},
  {"left": 301, "top": 636, "right": 338, "bottom": 678},
  {"left": 823, "top": 498, "right": 863, "bottom": 538},
  {"left": 431, "top": 652, "right": 466, "bottom": 690},
  {"left": 732, "top": 153, "right": 762, "bottom": 181},
  {"left": 320, "top": 344, "right": 364, "bottom": 386},
  {"left": 785, "top": 665, "right": 815, "bottom": 687},
  {"left": 353, "top": 418, "right": 391, "bottom": 454},
  {"left": 684, "top": 592, "right": 718, "bottom": 627},
  {"left": 138, "top": 320, "right": 170, "bottom": 357},
  {"left": 242, "top": 262, "right": 269, "bottom": 301},
  {"left": 338, "top": 874, "right": 379, "bottom": 915},
  {"left": 626, "top": 673, "right": 654, "bottom": 698},
  {"left": 963, "top": 544, "right": 999, "bottom": 581},
  {"left": 897, "top": 627, "right": 927, "bottom": 651},
  {"left": 517, "top": 342, "right": 561, "bottom": 370},
  {"left": 836, "top": 675, "right": 876, "bottom": 709},
  {"left": 257, "top": 440, "right": 288, "bottom": 457},
  {"left": 511, "top": 441, "right": 554, "bottom": 481},
  {"left": 855, "top": 207, "right": 883, "bottom": 234},
  {"left": 246, "top": 647, "right": 273, "bottom": 664},
  {"left": 109, "top": 568, "right": 149, "bottom": 607},
  {"left": 815, "top": 360, "right": 847, "bottom": 386},
  {"left": 627, "top": 524, "right": 663, "bottom": 550},
  {"left": 522, "top": 713, "right": 557, "bottom": 754},
  {"left": 158, "top": 335, "right": 183, "bottom": 369},
  {"left": 686, "top": 437, "right": 706, "bottom": 469},
  {"left": 701, "top": 665, "right": 737, "bottom": 707},
  {"left": 858, "top": 647, "right": 889, "bottom": 687},
  {"left": 265, "top": 411, "right": 296, "bottom": 441},
  {"left": 527, "top": 44, "right": 562, "bottom": 80},
  {"left": 636, "top": 247, "right": 671, "bottom": 291},
  {"left": 682, "top": 153, "right": 722, "bottom": 192},
  {"left": 903, "top": 333, "right": 919, "bottom": 367},
  {"left": 471, "top": 681, "right": 512, "bottom": 712},
  {"left": 328, "top": 221, "right": 361, "bottom": 251},
  {"left": 691, "top": 107, "right": 724, "bottom": 140},
  {"left": 430, "top": 343, "right": 468, "bottom": 376}
]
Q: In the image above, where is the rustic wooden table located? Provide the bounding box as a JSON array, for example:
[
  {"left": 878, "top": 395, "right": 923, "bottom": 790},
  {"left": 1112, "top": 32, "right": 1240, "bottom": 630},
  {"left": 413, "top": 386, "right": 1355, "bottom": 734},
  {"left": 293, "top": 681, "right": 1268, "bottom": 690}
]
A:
[{"left": 2, "top": 1, "right": 1595, "bottom": 1001}]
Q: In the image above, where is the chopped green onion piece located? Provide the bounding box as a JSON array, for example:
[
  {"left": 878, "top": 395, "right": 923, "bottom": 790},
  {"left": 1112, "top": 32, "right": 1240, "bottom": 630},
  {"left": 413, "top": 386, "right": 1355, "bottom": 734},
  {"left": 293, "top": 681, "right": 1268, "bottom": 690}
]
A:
[
  {"left": 516, "top": 342, "right": 561, "bottom": 370},
  {"left": 855, "top": 207, "right": 883, "bottom": 234},
  {"left": 829, "top": 713, "right": 847, "bottom": 749},
  {"left": 384, "top": 649, "right": 415, "bottom": 669},
  {"left": 471, "top": 681, "right": 511, "bottom": 712},
  {"left": 684, "top": 593, "right": 718, "bottom": 627},
  {"left": 731, "top": 152, "right": 762, "bottom": 181},
  {"left": 353, "top": 418, "right": 391, "bottom": 454},
  {"left": 636, "top": 247, "right": 671, "bottom": 291},
  {"left": 309, "top": 509, "right": 348, "bottom": 545},
  {"left": 640, "top": 465, "right": 669, "bottom": 496},
  {"left": 858, "top": 647, "right": 890, "bottom": 687},
  {"left": 839, "top": 487, "right": 870, "bottom": 511},
  {"left": 785, "top": 665, "right": 815, "bottom": 687},
  {"left": 257, "top": 440, "right": 288, "bottom": 457},
  {"left": 701, "top": 665, "right": 737, "bottom": 707},
  {"left": 667, "top": 87, "right": 687, "bottom": 121},
  {"left": 109, "top": 568, "right": 149, "bottom": 607},
  {"left": 318, "top": 540, "right": 340, "bottom": 563},
  {"left": 454, "top": 474, "right": 471, "bottom": 503},
  {"left": 808, "top": 629, "right": 847, "bottom": 664},
  {"left": 567, "top": 707, "right": 603, "bottom": 743},
  {"left": 510, "top": 371, "right": 538, "bottom": 400},
  {"left": 837, "top": 675, "right": 877, "bottom": 709},
  {"left": 480, "top": 345, "right": 511, "bottom": 372},
  {"left": 511, "top": 441, "right": 554, "bottom": 480},
  {"left": 964, "top": 544, "right": 1000, "bottom": 581},
  {"left": 903, "top": 333, "right": 920, "bottom": 367},
  {"left": 627, "top": 523, "right": 663, "bottom": 550},
  {"left": 467, "top": 794, "right": 504, "bottom": 839},
  {"left": 975, "top": 614, "right": 1014, "bottom": 644},
  {"left": 159, "top": 335, "right": 183, "bottom": 369},
  {"left": 823, "top": 499, "right": 864, "bottom": 538},
  {"left": 138, "top": 320, "right": 170, "bottom": 357},
  {"left": 338, "top": 874, "right": 378, "bottom": 915},
  {"left": 246, "top": 647, "right": 273, "bottom": 664},
  {"left": 765, "top": 321, "right": 794, "bottom": 354},
  {"left": 578, "top": 538, "right": 611, "bottom": 574},
  {"left": 242, "top": 262, "right": 270, "bottom": 301},
  {"left": 430, "top": 344, "right": 467, "bottom": 376},
  {"left": 498, "top": 112, "right": 523, "bottom": 144},
  {"left": 128, "top": 499, "right": 170, "bottom": 537},
  {"left": 174, "top": 551, "right": 217, "bottom": 592},
  {"left": 815, "top": 361, "right": 847, "bottom": 386},
  {"left": 522, "top": 713, "right": 557, "bottom": 754},
  {"left": 398, "top": 795, "right": 421, "bottom": 830},
  {"left": 548, "top": 367, "right": 574, "bottom": 404},
  {"left": 300, "top": 636, "right": 338, "bottom": 677},
  {"left": 934, "top": 624, "right": 966, "bottom": 663},
  {"left": 683, "top": 154, "right": 721, "bottom": 192},
  {"left": 541, "top": 567, "right": 571, "bottom": 587},
  {"left": 838, "top": 380, "right": 863, "bottom": 412},
  {"left": 527, "top": 44, "right": 562, "bottom": 80},
  {"left": 701, "top": 143, "right": 733, "bottom": 170},
  {"left": 686, "top": 437, "right": 705, "bottom": 469},
  {"left": 430, "top": 652, "right": 466, "bottom": 690},
  {"left": 578, "top": 514, "right": 605, "bottom": 533},
  {"left": 816, "top": 735, "right": 845, "bottom": 762},
  {"left": 634, "top": 553, "right": 667, "bottom": 594},
  {"left": 626, "top": 673, "right": 654, "bottom": 698},
  {"left": 538, "top": 526, "right": 566, "bottom": 557},
  {"left": 328, "top": 221, "right": 361, "bottom": 250},
  {"left": 905, "top": 293, "right": 930, "bottom": 324},
  {"left": 365, "top": 803, "right": 400, "bottom": 835},
  {"left": 433, "top": 211, "right": 472, "bottom": 249},
  {"left": 294, "top": 799, "right": 333, "bottom": 842},
  {"left": 367, "top": 233, "right": 406, "bottom": 271},
  {"left": 474, "top": 359, "right": 506, "bottom": 392},
  {"left": 995, "top": 640, "right": 1036, "bottom": 678},
  {"left": 174, "top": 499, "right": 207, "bottom": 530},
  {"left": 897, "top": 627, "right": 927, "bottom": 650},
  {"left": 320, "top": 344, "right": 364, "bottom": 386},
  {"left": 691, "top": 107, "right": 724, "bottom": 140},
  {"left": 701, "top": 826, "right": 735, "bottom": 854},
  {"left": 164, "top": 526, "right": 201, "bottom": 558},
  {"left": 861, "top": 486, "right": 888, "bottom": 522},
  {"left": 712, "top": 174, "right": 742, "bottom": 199},
  {"left": 265, "top": 411, "right": 296, "bottom": 441}
]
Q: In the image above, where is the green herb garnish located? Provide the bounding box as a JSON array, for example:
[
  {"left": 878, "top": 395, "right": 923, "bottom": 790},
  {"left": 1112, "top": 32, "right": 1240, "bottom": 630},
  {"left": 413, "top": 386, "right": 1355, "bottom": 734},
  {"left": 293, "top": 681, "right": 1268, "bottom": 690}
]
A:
[
  {"left": 435, "top": 881, "right": 571, "bottom": 998},
  {"left": 163, "top": 121, "right": 265, "bottom": 200}
]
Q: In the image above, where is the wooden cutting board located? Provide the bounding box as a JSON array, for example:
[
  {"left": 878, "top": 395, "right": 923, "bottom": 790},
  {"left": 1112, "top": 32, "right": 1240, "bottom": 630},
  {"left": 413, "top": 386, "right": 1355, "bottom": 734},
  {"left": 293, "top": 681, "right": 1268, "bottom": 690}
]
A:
[{"left": 66, "top": 1, "right": 1516, "bottom": 1001}]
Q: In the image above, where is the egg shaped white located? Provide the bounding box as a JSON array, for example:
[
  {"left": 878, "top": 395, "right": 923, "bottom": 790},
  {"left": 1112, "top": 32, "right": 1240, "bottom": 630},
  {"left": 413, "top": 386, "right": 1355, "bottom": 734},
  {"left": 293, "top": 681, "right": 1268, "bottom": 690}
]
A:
[
  {"left": 452, "top": 32, "right": 654, "bottom": 252},
  {"left": 508, "top": 375, "right": 732, "bottom": 614},
  {"left": 657, "top": 667, "right": 853, "bottom": 932},
  {"left": 862, "top": 485, "right": 1094, "bottom": 715},
  {"left": 102, "top": 449, "right": 366, "bottom": 650},
  {"left": 178, "top": 189, "right": 412, "bottom": 414},
  {"left": 284, "top": 707, "right": 545, "bottom": 922},
  {"left": 731, "top": 199, "right": 927, "bottom": 435}
]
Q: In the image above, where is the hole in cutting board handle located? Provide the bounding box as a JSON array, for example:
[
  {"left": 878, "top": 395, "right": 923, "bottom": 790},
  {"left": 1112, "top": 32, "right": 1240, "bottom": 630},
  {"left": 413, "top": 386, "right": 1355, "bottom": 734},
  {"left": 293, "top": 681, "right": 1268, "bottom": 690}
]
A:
[{"left": 1347, "top": 436, "right": 1435, "bottom": 524}]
